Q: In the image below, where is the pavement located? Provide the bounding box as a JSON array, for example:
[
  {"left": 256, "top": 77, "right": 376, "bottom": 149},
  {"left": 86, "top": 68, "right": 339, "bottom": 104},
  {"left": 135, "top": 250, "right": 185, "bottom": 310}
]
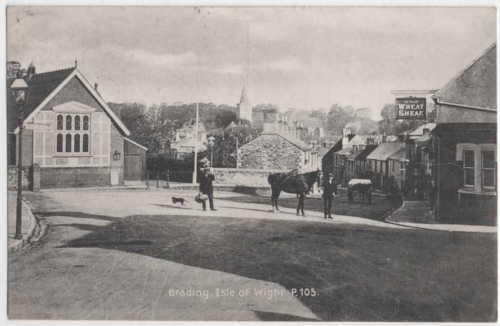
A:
[
  {"left": 7, "top": 191, "right": 38, "bottom": 251},
  {"left": 388, "top": 200, "right": 496, "bottom": 234}
]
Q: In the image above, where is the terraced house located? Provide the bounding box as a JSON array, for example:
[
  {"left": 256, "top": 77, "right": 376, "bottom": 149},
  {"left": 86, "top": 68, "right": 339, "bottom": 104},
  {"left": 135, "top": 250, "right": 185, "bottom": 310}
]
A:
[{"left": 7, "top": 63, "right": 146, "bottom": 189}]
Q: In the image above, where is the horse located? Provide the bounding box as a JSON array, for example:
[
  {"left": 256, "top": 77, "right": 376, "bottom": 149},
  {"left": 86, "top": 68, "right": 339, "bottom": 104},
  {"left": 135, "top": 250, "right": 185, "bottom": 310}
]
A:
[
  {"left": 347, "top": 178, "right": 372, "bottom": 204},
  {"left": 268, "top": 169, "right": 320, "bottom": 216}
]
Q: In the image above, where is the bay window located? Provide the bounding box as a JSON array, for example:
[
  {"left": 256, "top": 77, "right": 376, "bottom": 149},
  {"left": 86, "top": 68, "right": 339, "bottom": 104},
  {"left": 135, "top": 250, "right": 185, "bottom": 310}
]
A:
[{"left": 457, "top": 144, "right": 496, "bottom": 192}]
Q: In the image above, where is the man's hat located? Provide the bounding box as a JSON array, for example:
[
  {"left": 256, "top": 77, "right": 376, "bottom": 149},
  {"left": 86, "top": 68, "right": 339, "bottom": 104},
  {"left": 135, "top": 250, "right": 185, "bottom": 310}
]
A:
[{"left": 199, "top": 157, "right": 210, "bottom": 167}]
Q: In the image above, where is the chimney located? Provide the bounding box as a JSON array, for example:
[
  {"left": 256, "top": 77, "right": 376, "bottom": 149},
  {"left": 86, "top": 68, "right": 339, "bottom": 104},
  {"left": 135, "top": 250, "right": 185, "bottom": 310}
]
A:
[
  {"left": 27, "top": 62, "right": 36, "bottom": 81},
  {"left": 94, "top": 82, "right": 99, "bottom": 92}
]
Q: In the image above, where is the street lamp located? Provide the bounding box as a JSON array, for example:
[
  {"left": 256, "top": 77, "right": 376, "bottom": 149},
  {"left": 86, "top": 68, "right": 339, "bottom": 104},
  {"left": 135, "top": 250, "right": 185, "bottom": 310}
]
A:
[
  {"left": 207, "top": 136, "right": 215, "bottom": 167},
  {"left": 11, "top": 77, "right": 29, "bottom": 240}
]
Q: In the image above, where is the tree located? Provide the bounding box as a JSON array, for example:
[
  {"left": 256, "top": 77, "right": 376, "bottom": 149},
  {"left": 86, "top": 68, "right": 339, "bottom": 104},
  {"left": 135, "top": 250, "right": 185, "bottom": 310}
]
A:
[
  {"left": 211, "top": 124, "right": 259, "bottom": 167},
  {"left": 378, "top": 103, "right": 426, "bottom": 135}
]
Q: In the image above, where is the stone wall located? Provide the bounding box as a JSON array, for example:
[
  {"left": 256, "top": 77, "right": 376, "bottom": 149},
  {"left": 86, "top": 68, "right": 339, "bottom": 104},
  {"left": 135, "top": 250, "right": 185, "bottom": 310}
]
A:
[
  {"left": 239, "top": 134, "right": 304, "bottom": 170},
  {"left": 212, "top": 168, "right": 286, "bottom": 187}
]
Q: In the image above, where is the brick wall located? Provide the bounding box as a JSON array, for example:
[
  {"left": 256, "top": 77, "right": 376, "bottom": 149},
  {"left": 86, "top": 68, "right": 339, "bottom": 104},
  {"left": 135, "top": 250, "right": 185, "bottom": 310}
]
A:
[
  {"left": 212, "top": 168, "right": 286, "bottom": 187},
  {"left": 40, "top": 167, "right": 111, "bottom": 188},
  {"left": 7, "top": 166, "right": 31, "bottom": 190},
  {"left": 434, "top": 123, "right": 497, "bottom": 222},
  {"left": 239, "top": 134, "right": 305, "bottom": 171}
]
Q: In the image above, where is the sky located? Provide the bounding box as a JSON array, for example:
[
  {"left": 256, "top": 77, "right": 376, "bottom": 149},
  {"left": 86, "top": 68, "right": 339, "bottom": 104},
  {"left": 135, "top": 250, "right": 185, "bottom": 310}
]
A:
[{"left": 7, "top": 6, "right": 497, "bottom": 120}]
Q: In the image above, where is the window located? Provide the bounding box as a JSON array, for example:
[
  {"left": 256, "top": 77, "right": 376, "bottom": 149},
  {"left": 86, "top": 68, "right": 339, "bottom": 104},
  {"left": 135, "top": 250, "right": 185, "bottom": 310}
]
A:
[
  {"left": 75, "top": 116, "right": 81, "bottom": 130},
  {"left": 482, "top": 151, "right": 496, "bottom": 189},
  {"left": 83, "top": 134, "right": 89, "bottom": 152},
  {"left": 57, "top": 115, "right": 63, "bottom": 130},
  {"left": 463, "top": 150, "right": 475, "bottom": 187},
  {"left": 74, "top": 134, "right": 80, "bottom": 152},
  {"left": 83, "top": 116, "right": 89, "bottom": 130},
  {"left": 55, "top": 114, "right": 90, "bottom": 154},
  {"left": 57, "top": 134, "right": 63, "bottom": 152},
  {"left": 66, "top": 116, "right": 72, "bottom": 130},
  {"left": 457, "top": 144, "right": 496, "bottom": 192},
  {"left": 65, "top": 134, "right": 72, "bottom": 152}
]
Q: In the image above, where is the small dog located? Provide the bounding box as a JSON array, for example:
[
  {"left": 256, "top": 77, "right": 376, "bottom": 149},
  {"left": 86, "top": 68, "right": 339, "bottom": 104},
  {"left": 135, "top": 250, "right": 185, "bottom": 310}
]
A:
[{"left": 171, "top": 197, "right": 185, "bottom": 206}]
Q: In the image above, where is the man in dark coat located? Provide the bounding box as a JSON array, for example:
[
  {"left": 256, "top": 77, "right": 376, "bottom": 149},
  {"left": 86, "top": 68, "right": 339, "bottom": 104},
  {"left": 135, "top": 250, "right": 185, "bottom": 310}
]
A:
[
  {"left": 322, "top": 172, "right": 337, "bottom": 219},
  {"left": 199, "top": 165, "right": 216, "bottom": 211}
]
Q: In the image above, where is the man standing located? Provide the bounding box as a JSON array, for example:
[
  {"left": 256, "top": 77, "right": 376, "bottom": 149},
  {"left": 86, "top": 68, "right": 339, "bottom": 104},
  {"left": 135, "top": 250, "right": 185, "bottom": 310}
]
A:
[
  {"left": 199, "top": 164, "right": 216, "bottom": 211},
  {"left": 322, "top": 172, "right": 337, "bottom": 219}
]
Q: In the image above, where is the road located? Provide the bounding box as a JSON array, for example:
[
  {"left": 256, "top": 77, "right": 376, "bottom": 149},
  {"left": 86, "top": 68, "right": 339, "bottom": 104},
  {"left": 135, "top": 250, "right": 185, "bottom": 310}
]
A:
[{"left": 8, "top": 189, "right": 497, "bottom": 321}]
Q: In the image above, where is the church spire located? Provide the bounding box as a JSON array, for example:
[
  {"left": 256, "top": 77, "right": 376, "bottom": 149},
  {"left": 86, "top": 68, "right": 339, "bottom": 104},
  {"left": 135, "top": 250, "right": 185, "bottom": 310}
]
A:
[{"left": 237, "top": 86, "right": 252, "bottom": 124}]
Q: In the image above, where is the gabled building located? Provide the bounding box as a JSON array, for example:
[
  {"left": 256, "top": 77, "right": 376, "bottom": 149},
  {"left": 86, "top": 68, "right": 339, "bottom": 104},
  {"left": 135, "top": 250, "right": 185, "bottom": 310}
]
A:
[
  {"left": 431, "top": 43, "right": 496, "bottom": 224},
  {"left": 238, "top": 131, "right": 319, "bottom": 172},
  {"left": 169, "top": 120, "right": 208, "bottom": 159},
  {"left": 7, "top": 64, "right": 146, "bottom": 189}
]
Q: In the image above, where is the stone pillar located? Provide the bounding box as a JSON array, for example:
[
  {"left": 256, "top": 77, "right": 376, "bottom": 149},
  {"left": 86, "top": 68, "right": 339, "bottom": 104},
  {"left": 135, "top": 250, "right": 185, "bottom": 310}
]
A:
[{"left": 32, "top": 164, "right": 41, "bottom": 192}]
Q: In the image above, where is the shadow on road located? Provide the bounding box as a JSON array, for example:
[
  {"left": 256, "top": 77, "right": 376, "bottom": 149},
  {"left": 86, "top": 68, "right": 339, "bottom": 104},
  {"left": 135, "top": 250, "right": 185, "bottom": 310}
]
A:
[{"left": 40, "top": 209, "right": 498, "bottom": 322}]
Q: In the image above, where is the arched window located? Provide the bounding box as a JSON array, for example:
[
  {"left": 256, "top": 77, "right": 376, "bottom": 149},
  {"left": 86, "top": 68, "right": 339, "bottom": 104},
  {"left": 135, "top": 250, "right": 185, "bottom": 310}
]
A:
[
  {"left": 83, "top": 116, "right": 89, "bottom": 130},
  {"left": 57, "top": 134, "right": 63, "bottom": 152},
  {"left": 66, "top": 115, "right": 72, "bottom": 130},
  {"left": 75, "top": 116, "right": 81, "bottom": 130},
  {"left": 65, "top": 134, "right": 72, "bottom": 152},
  {"left": 74, "top": 134, "right": 80, "bottom": 152},
  {"left": 83, "top": 134, "right": 89, "bottom": 152},
  {"left": 57, "top": 115, "right": 63, "bottom": 130}
]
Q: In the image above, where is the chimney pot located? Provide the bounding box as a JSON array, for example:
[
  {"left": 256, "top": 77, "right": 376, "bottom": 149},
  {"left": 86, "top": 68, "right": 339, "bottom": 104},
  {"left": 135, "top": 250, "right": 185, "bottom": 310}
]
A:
[
  {"left": 27, "top": 62, "right": 36, "bottom": 81},
  {"left": 94, "top": 83, "right": 98, "bottom": 92}
]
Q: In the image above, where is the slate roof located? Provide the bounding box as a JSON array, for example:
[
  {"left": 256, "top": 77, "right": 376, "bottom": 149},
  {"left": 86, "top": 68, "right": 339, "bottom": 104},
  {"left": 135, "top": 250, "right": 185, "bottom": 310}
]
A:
[
  {"left": 261, "top": 132, "right": 312, "bottom": 151},
  {"left": 366, "top": 142, "right": 405, "bottom": 161},
  {"left": 336, "top": 148, "right": 353, "bottom": 156},
  {"left": 409, "top": 123, "right": 437, "bottom": 136},
  {"left": 388, "top": 148, "right": 406, "bottom": 161},
  {"left": 321, "top": 139, "right": 343, "bottom": 160},
  {"left": 7, "top": 67, "right": 76, "bottom": 132},
  {"left": 434, "top": 43, "right": 496, "bottom": 110},
  {"left": 347, "top": 144, "right": 377, "bottom": 161}
]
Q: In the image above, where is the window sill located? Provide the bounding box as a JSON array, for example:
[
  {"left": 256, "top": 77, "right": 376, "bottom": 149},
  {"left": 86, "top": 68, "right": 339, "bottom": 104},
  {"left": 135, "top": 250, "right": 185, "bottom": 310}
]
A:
[
  {"left": 458, "top": 188, "right": 497, "bottom": 196},
  {"left": 54, "top": 153, "right": 93, "bottom": 157}
]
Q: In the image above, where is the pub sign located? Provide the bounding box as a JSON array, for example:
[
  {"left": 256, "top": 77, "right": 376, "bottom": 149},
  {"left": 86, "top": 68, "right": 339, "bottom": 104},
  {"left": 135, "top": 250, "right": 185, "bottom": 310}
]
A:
[{"left": 395, "top": 97, "right": 426, "bottom": 120}]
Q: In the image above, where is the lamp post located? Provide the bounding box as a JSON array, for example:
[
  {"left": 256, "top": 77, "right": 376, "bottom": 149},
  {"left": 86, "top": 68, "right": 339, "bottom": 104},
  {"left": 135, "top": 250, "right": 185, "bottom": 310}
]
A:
[
  {"left": 11, "top": 77, "right": 29, "bottom": 240},
  {"left": 192, "top": 102, "right": 199, "bottom": 185},
  {"left": 230, "top": 124, "right": 240, "bottom": 169}
]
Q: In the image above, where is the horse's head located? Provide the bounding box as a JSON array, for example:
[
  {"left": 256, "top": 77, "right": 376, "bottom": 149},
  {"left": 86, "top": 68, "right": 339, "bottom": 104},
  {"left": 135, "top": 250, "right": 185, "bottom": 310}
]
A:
[{"left": 303, "top": 170, "right": 321, "bottom": 189}]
